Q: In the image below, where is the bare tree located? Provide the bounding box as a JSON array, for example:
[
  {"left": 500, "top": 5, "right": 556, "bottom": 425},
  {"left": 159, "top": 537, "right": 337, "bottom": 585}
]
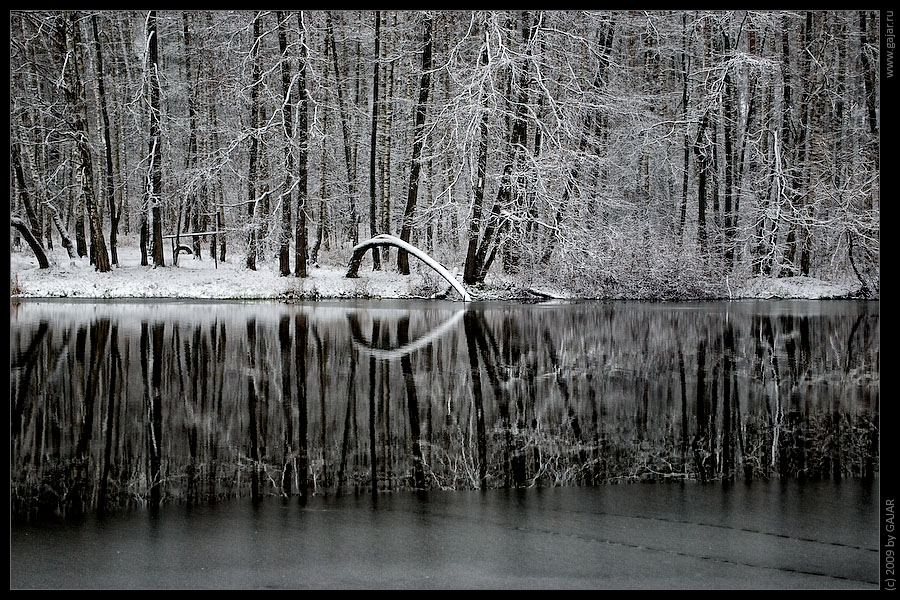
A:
[
  {"left": 277, "top": 11, "right": 294, "bottom": 276},
  {"left": 368, "top": 10, "right": 383, "bottom": 270},
  {"left": 246, "top": 12, "right": 263, "bottom": 271},
  {"left": 62, "top": 11, "right": 111, "bottom": 272},
  {"left": 397, "top": 11, "right": 433, "bottom": 275},
  {"left": 326, "top": 12, "right": 361, "bottom": 246},
  {"left": 91, "top": 13, "right": 121, "bottom": 265},
  {"left": 10, "top": 216, "right": 51, "bottom": 269},
  {"left": 7, "top": 10, "right": 878, "bottom": 296}
]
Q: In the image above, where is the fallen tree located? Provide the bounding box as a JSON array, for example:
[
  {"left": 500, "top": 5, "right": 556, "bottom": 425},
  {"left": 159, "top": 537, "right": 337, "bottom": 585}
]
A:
[{"left": 346, "top": 234, "right": 472, "bottom": 301}]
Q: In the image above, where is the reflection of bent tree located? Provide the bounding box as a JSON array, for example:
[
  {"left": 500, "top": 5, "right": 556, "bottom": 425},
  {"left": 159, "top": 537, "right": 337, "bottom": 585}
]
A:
[
  {"left": 10, "top": 302, "right": 879, "bottom": 519},
  {"left": 348, "top": 309, "right": 465, "bottom": 360},
  {"left": 346, "top": 234, "right": 472, "bottom": 301}
]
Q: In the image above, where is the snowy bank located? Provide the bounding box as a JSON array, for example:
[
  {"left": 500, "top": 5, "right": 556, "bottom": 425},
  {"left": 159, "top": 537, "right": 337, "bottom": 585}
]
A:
[
  {"left": 9, "top": 243, "right": 871, "bottom": 302},
  {"left": 731, "top": 276, "right": 865, "bottom": 300},
  {"left": 9, "top": 244, "right": 447, "bottom": 301}
]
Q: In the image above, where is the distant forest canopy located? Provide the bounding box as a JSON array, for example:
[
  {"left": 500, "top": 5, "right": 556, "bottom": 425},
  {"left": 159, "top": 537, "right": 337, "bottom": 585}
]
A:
[{"left": 9, "top": 10, "right": 880, "bottom": 298}]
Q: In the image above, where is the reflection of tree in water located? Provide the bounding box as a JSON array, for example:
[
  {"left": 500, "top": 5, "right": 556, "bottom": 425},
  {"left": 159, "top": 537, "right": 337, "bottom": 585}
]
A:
[{"left": 10, "top": 302, "right": 879, "bottom": 519}]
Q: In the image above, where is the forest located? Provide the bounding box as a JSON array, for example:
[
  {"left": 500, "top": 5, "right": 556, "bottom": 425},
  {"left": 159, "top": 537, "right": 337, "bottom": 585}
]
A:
[{"left": 9, "top": 10, "right": 881, "bottom": 299}]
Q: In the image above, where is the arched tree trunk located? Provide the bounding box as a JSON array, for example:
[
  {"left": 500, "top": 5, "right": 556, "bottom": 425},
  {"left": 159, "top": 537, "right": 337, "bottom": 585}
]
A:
[{"left": 347, "top": 234, "right": 471, "bottom": 301}]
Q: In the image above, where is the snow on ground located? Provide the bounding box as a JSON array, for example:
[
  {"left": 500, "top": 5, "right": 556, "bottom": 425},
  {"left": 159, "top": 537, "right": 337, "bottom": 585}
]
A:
[
  {"left": 9, "top": 243, "right": 445, "bottom": 301},
  {"left": 9, "top": 242, "right": 868, "bottom": 301},
  {"left": 732, "top": 275, "right": 862, "bottom": 300}
]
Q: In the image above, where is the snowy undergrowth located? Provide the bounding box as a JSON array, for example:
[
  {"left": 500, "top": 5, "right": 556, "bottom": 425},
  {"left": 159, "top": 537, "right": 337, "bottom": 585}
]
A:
[
  {"left": 9, "top": 241, "right": 872, "bottom": 301},
  {"left": 732, "top": 275, "right": 864, "bottom": 300}
]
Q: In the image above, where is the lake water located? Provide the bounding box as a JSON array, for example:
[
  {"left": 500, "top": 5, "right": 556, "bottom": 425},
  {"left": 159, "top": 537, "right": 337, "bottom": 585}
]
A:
[{"left": 10, "top": 298, "right": 880, "bottom": 588}]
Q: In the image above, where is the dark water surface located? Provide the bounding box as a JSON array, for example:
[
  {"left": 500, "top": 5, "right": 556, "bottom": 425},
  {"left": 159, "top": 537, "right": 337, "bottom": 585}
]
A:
[
  {"left": 10, "top": 479, "right": 879, "bottom": 589},
  {"left": 10, "top": 298, "right": 880, "bottom": 588}
]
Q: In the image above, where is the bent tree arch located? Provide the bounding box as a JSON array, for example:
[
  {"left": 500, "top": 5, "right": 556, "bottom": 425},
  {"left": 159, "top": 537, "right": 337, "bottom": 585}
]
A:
[{"left": 346, "top": 234, "right": 472, "bottom": 301}]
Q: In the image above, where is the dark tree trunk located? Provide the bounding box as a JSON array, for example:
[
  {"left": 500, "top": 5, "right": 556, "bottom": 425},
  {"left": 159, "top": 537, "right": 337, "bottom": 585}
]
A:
[
  {"left": 295, "top": 11, "right": 309, "bottom": 278},
  {"left": 721, "top": 27, "right": 736, "bottom": 269},
  {"left": 678, "top": 13, "right": 690, "bottom": 242},
  {"left": 246, "top": 319, "right": 261, "bottom": 503},
  {"left": 246, "top": 13, "right": 262, "bottom": 271},
  {"left": 91, "top": 14, "right": 119, "bottom": 266},
  {"left": 380, "top": 20, "right": 395, "bottom": 262},
  {"left": 858, "top": 11, "right": 878, "bottom": 138},
  {"left": 11, "top": 143, "right": 41, "bottom": 236},
  {"left": 144, "top": 322, "right": 164, "bottom": 511},
  {"left": 146, "top": 10, "right": 164, "bottom": 268},
  {"left": 368, "top": 319, "right": 380, "bottom": 491},
  {"left": 397, "top": 13, "right": 433, "bottom": 275},
  {"left": 310, "top": 59, "right": 328, "bottom": 267},
  {"left": 694, "top": 112, "right": 710, "bottom": 255},
  {"left": 75, "top": 182, "right": 87, "bottom": 259},
  {"left": 463, "top": 311, "right": 488, "bottom": 488},
  {"left": 368, "top": 11, "right": 382, "bottom": 270},
  {"left": 277, "top": 11, "right": 294, "bottom": 276},
  {"left": 279, "top": 316, "right": 293, "bottom": 497},
  {"left": 295, "top": 313, "right": 309, "bottom": 501},
  {"left": 181, "top": 12, "right": 201, "bottom": 260},
  {"left": 398, "top": 316, "right": 426, "bottom": 490},
  {"left": 64, "top": 11, "right": 112, "bottom": 272},
  {"left": 326, "top": 12, "right": 360, "bottom": 246},
  {"left": 463, "top": 41, "right": 490, "bottom": 286},
  {"left": 11, "top": 216, "right": 51, "bottom": 269},
  {"left": 780, "top": 15, "right": 796, "bottom": 276}
]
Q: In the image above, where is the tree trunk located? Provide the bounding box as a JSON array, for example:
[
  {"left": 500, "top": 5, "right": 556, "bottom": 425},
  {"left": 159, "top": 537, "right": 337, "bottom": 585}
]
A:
[
  {"left": 246, "top": 12, "right": 262, "bottom": 271},
  {"left": 91, "top": 13, "right": 119, "bottom": 266},
  {"left": 326, "top": 12, "right": 360, "bottom": 246},
  {"left": 463, "top": 40, "right": 490, "bottom": 286},
  {"left": 380, "top": 20, "right": 395, "bottom": 263},
  {"left": 721, "top": 25, "right": 736, "bottom": 270},
  {"left": 694, "top": 112, "right": 710, "bottom": 255},
  {"left": 500, "top": 11, "right": 536, "bottom": 275},
  {"left": 11, "top": 216, "right": 51, "bottom": 269},
  {"left": 146, "top": 10, "right": 165, "bottom": 268},
  {"left": 858, "top": 11, "right": 878, "bottom": 139},
  {"left": 45, "top": 201, "right": 77, "bottom": 260},
  {"left": 310, "top": 45, "right": 328, "bottom": 267},
  {"left": 677, "top": 13, "right": 691, "bottom": 243},
  {"left": 11, "top": 142, "right": 42, "bottom": 236},
  {"left": 778, "top": 15, "right": 798, "bottom": 276},
  {"left": 368, "top": 11, "right": 383, "bottom": 270},
  {"left": 74, "top": 157, "right": 87, "bottom": 259},
  {"left": 397, "top": 12, "right": 433, "bottom": 275},
  {"left": 277, "top": 11, "right": 294, "bottom": 276},
  {"left": 182, "top": 12, "right": 202, "bottom": 260},
  {"left": 64, "top": 11, "right": 112, "bottom": 272},
  {"left": 295, "top": 11, "right": 309, "bottom": 278}
]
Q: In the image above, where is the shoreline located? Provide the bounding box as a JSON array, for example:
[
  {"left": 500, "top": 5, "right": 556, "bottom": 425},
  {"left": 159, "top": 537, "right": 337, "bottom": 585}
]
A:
[{"left": 9, "top": 245, "right": 874, "bottom": 303}]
